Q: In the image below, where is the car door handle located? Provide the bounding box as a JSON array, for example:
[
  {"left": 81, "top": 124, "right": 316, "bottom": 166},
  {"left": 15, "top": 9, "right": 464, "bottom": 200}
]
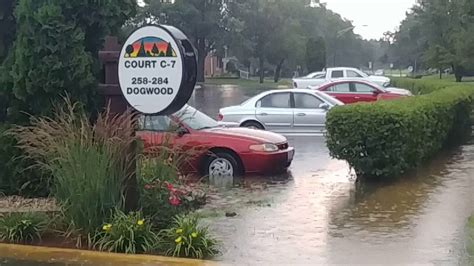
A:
[
  {"left": 259, "top": 112, "right": 268, "bottom": 116},
  {"left": 354, "top": 96, "right": 361, "bottom": 99},
  {"left": 296, "top": 113, "right": 306, "bottom": 116}
]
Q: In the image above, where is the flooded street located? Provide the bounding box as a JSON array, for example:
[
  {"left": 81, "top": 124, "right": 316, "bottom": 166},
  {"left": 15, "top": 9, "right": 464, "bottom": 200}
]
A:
[{"left": 193, "top": 85, "right": 474, "bottom": 265}]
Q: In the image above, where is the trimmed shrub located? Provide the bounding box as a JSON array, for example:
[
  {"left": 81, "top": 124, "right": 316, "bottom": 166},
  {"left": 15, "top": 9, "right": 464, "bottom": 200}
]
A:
[
  {"left": 326, "top": 83, "right": 474, "bottom": 178},
  {"left": 391, "top": 77, "right": 456, "bottom": 95}
]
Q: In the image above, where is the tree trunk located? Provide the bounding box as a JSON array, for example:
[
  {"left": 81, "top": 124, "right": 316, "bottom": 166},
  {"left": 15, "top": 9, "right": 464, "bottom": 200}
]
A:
[
  {"left": 274, "top": 58, "right": 285, "bottom": 83},
  {"left": 453, "top": 65, "right": 463, "bottom": 82},
  {"left": 196, "top": 38, "right": 207, "bottom": 83},
  {"left": 439, "top": 69, "right": 442, "bottom": 79},
  {"left": 259, "top": 56, "right": 264, "bottom": 84}
]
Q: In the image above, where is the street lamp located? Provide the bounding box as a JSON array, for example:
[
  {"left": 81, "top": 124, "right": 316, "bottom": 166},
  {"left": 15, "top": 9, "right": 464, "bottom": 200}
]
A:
[{"left": 333, "top": 25, "right": 368, "bottom": 66}]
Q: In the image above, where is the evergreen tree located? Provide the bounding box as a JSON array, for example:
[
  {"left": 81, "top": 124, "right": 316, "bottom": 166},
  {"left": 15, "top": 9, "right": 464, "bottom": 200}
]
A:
[
  {"left": 166, "top": 42, "right": 173, "bottom": 57},
  {"left": 137, "top": 40, "right": 147, "bottom": 57},
  {"left": 151, "top": 43, "right": 159, "bottom": 56}
]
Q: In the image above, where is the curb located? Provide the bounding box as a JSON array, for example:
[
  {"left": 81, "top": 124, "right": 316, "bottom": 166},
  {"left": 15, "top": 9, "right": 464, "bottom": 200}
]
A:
[{"left": 0, "top": 243, "right": 218, "bottom": 265}]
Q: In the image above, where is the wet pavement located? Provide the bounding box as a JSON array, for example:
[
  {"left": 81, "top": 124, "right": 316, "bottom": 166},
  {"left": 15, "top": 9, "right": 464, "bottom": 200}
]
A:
[
  {"left": 2, "top": 84, "right": 474, "bottom": 265},
  {"left": 192, "top": 85, "right": 474, "bottom": 265}
]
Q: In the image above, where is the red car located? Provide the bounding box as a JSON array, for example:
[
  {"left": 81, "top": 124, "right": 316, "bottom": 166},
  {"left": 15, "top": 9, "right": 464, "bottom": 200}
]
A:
[
  {"left": 311, "top": 79, "right": 411, "bottom": 104},
  {"left": 137, "top": 105, "right": 295, "bottom": 177}
]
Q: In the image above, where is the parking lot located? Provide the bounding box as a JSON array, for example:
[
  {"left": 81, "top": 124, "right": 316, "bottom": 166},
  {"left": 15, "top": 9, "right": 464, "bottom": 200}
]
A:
[{"left": 191, "top": 84, "right": 474, "bottom": 265}]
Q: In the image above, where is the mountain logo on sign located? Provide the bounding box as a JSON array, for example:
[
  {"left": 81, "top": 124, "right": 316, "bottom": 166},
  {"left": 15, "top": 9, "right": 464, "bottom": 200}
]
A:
[{"left": 124, "top": 36, "right": 177, "bottom": 58}]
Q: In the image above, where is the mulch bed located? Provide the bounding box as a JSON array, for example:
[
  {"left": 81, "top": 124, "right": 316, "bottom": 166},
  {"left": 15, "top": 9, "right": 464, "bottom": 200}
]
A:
[{"left": 0, "top": 196, "right": 58, "bottom": 213}]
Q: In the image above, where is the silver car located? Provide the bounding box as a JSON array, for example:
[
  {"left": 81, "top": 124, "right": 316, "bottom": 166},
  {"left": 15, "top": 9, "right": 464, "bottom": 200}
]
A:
[{"left": 218, "top": 89, "right": 344, "bottom": 135}]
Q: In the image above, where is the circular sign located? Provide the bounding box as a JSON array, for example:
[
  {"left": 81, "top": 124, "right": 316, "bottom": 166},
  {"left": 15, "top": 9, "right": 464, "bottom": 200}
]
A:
[
  {"left": 118, "top": 25, "right": 197, "bottom": 115},
  {"left": 407, "top": 66, "right": 414, "bottom": 73}
]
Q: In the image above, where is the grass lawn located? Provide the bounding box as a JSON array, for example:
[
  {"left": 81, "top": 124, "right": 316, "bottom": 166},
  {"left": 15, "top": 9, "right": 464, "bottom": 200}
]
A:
[{"left": 204, "top": 77, "right": 292, "bottom": 90}]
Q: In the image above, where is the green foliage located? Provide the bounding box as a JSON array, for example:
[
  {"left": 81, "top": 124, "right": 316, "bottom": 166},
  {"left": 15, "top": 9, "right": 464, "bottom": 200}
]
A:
[
  {"left": 326, "top": 80, "right": 474, "bottom": 178},
  {"left": 90, "top": 210, "right": 159, "bottom": 254},
  {"left": 139, "top": 146, "right": 207, "bottom": 229},
  {"left": 0, "top": 127, "right": 49, "bottom": 197},
  {"left": 141, "top": 0, "right": 223, "bottom": 82},
  {"left": 9, "top": 99, "right": 137, "bottom": 233},
  {"left": 391, "top": 77, "right": 455, "bottom": 95},
  {"left": 0, "top": 0, "right": 16, "bottom": 62},
  {"left": 0, "top": 212, "right": 48, "bottom": 243},
  {"left": 160, "top": 215, "right": 219, "bottom": 259},
  {"left": 305, "top": 37, "right": 326, "bottom": 72},
  {"left": 6, "top": 0, "right": 95, "bottom": 122},
  {"left": 0, "top": 0, "right": 136, "bottom": 197},
  {"left": 391, "top": 0, "right": 474, "bottom": 80}
]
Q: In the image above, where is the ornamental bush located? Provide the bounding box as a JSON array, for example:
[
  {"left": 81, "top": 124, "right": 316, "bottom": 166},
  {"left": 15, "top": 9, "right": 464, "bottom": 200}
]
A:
[{"left": 326, "top": 81, "right": 474, "bottom": 179}]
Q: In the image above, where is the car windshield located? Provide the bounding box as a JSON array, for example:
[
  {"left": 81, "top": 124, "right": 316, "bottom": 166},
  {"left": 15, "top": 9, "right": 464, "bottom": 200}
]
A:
[
  {"left": 175, "top": 106, "right": 219, "bottom": 130},
  {"left": 358, "top": 70, "right": 369, "bottom": 77},
  {"left": 315, "top": 91, "right": 344, "bottom": 106}
]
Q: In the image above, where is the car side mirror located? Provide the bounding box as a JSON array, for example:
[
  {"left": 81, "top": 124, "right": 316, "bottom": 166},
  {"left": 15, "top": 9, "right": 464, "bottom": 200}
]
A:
[
  {"left": 373, "top": 90, "right": 381, "bottom": 95},
  {"left": 319, "top": 103, "right": 330, "bottom": 110},
  {"left": 176, "top": 127, "right": 189, "bottom": 137}
]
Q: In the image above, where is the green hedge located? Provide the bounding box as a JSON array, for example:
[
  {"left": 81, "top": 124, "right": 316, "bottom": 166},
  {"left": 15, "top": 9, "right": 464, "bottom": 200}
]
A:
[
  {"left": 391, "top": 77, "right": 457, "bottom": 95},
  {"left": 326, "top": 82, "right": 474, "bottom": 178}
]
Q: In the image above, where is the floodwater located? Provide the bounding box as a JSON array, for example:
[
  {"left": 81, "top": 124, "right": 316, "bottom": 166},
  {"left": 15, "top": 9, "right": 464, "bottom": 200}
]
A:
[
  {"left": 192, "top": 85, "right": 474, "bottom": 265},
  {"left": 2, "top": 84, "right": 474, "bottom": 265}
]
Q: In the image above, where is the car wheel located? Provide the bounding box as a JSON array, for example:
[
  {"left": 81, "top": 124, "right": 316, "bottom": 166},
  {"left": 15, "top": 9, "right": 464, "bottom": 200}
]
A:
[
  {"left": 241, "top": 121, "right": 264, "bottom": 130},
  {"left": 205, "top": 152, "right": 242, "bottom": 178}
]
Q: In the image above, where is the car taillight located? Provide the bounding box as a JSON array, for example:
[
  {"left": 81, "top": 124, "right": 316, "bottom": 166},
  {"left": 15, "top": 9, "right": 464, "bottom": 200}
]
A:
[
  {"left": 217, "top": 113, "right": 223, "bottom": 121},
  {"left": 293, "top": 82, "right": 298, "bottom": 88}
]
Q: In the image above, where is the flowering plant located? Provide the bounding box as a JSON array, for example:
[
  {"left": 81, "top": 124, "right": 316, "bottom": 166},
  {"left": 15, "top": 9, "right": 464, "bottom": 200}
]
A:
[
  {"left": 89, "top": 210, "right": 159, "bottom": 254},
  {"left": 160, "top": 214, "right": 219, "bottom": 259},
  {"left": 141, "top": 177, "right": 207, "bottom": 229}
]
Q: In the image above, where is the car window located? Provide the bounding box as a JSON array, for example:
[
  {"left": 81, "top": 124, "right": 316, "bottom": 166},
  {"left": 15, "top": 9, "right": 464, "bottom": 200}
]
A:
[
  {"left": 311, "top": 73, "right": 325, "bottom": 79},
  {"left": 353, "top": 83, "right": 376, "bottom": 93},
  {"left": 326, "top": 83, "right": 350, "bottom": 92},
  {"left": 294, "top": 93, "right": 324, "bottom": 109},
  {"left": 139, "top": 115, "right": 175, "bottom": 131},
  {"left": 259, "top": 93, "right": 291, "bottom": 108},
  {"left": 347, "top": 70, "right": 363, "bottom": 78},
  {"left": 331, "top": 70, "right": 344, "bottom": 78},
  {"left": 175, "top": 106, "right": 218, "bottom": 130}
]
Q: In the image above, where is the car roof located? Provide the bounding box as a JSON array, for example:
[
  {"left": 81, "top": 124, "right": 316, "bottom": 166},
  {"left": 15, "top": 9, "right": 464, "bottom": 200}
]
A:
[
  {"left": 326, "top": 67, "right": 359, "bottom": 71},
  {"left": 314, "top": 78, "right": 378, "bottom": 87}
]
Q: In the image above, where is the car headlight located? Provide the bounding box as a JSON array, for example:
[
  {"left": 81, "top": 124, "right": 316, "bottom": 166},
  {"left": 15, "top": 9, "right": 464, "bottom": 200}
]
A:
[{"left": 249, "top": 143, "right": 279, "bottom": 152}]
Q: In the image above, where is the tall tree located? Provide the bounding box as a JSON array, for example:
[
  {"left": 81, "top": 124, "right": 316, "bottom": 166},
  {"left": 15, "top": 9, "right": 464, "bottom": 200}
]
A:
[
  {"left": 142, "top": 0, "right": 225, "bottom": 82},
  {"left": 305, "top": 37, "right": 326, "bottom": 72}
]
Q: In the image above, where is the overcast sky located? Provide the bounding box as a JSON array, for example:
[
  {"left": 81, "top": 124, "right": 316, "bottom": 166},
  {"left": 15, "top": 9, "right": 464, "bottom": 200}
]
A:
[{"left": 321, "top": 0, "right": 417, "bottom": 40}]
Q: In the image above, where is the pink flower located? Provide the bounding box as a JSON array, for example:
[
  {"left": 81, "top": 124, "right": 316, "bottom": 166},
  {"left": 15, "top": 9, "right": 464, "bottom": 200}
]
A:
[
  {"left": 165, "top": 182, "right": 174, "bottom": 191},
  {"left": 169, "top": 195, "right": 181, "bottom": 206}
]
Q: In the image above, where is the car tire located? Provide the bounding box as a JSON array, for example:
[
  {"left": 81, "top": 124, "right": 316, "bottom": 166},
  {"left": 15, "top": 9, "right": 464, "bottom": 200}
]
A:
[
  {"left": 205, "top": 152, "right": 242, "bottom": 178},
  {"left": 241, "top": 121, "right": 264, "bottom": 130}
]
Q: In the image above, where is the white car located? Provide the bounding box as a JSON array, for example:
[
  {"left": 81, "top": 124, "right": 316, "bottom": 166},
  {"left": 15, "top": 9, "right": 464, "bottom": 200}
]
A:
[
  {"left": 293, "top": 67, "right": 391, "bottom": 89},
  {"left": 218, "top": 90, "right": 344, "bottom": 135}
]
